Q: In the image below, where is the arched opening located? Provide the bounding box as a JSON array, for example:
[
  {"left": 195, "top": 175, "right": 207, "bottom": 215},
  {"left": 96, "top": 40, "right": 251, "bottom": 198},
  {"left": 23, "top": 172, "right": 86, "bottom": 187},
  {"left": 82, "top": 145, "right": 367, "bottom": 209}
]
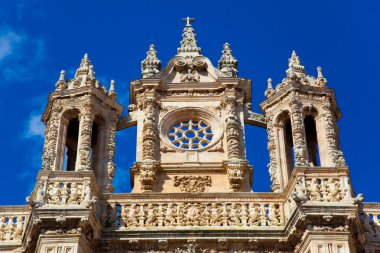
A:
[
  {"left": 276, "top": 112, "right": 294, "bottom": 178},
  {"left": 56, "top": 109, "right": 80, "bottom": 171},
  {"left": 64, "top": 118, "right": 79, "bottom": 171},
  {"left": 304, "top": 110, "right": 320, "bottom": 166},
  {"left": 91, "top": 115, "right": 107, "bottom": 187}
]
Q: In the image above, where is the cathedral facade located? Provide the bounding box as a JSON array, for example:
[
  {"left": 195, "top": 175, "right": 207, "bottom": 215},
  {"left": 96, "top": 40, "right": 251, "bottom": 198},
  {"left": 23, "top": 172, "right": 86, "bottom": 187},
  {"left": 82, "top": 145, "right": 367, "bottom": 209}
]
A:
[{"left": 0, "top": 18, "right": 379, "bottom": 253}]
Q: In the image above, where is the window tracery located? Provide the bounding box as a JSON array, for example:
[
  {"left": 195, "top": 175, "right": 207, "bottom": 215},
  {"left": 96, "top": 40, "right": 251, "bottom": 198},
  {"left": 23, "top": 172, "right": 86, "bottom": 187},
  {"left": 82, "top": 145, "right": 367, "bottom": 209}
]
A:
[{"left": 168, "top": 119, "right": 213, "bottom": 150}]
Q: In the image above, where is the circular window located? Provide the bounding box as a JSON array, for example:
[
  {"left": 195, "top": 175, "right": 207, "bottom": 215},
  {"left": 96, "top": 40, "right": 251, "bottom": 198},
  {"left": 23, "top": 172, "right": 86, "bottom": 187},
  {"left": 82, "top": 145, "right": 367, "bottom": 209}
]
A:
[
  {"left": 159, "top": 107, "right": 222, "bottom": 152},
  {"left": 169, "top": 119, "right": 213, "bottom": 150}
]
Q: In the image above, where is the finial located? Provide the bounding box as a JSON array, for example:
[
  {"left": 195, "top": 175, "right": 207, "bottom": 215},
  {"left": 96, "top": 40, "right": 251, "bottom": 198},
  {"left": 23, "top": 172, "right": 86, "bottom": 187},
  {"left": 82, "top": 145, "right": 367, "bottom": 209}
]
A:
[
  {"left": 75, "top": 52, "right": 92, "bottom": 78},
  {"left": 108, "top": 80, "right": 117, "bottom": 100},
  {"left": 286, "top": 50, "right": 306, "bottom": 78},
  {"left": 59, "top": 69, "right": 65, "bottom": 81},
  {"left": 317, "top": 66, "right": 323, "bottom": 78},
  {"left": 316, "top": 66, "right": 327, "bottom": 87},
  {"left": 177, "top": 17, "right": 201, "bottom": 55},
  {"left": 110, "top": 80, "right": 115, "bottom": 91},
  {"left": 218, "top": 42, "right": 238, "bottom": 77},
  {"left": 264, "top": 78, "right": 275, "bottom": 98},
  {"left": 55, "top": 69, "right": 67, "bottom": 91},
  {"left": 141, "top": 44, "right": 162, "bottom": 78},
  {"left": 182, "top": 17, "right": 195, "bottom": 26}
]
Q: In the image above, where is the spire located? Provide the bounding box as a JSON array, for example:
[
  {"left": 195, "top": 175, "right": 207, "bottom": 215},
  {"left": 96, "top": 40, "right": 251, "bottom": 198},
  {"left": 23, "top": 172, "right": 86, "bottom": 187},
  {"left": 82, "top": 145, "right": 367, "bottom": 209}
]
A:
[
  {"left": 141, "top": 44, "right": 162, "bottom": 78},
  {"left": 75, "top": 53, "right": 92, "bottom": 78},
  {"left": 108, "top": 80, "right": 117, "bottom": 100},
  {"left": 177, "top": 17, "right": 201, "bottom": 55},
  {"left": 264, "top": 78, "right": 275, "bottom": 98},
  {"left": 55, "top": 69, "right": 66, "bottom": 91},
  {"left": 218, "top": 43, "right": 238, "bottom": 77},
  {"left": 316, "top": 66, "right": 327, "bottom": 87},
  {"left": 286, "top": 50, "right": 306, "bottom": 78}
]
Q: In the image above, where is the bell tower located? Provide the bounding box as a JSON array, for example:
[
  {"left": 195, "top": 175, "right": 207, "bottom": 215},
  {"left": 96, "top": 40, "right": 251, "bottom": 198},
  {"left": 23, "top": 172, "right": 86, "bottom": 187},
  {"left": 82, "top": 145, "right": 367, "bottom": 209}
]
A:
[
  {"left": 119, "top": 18, "right": 253, "bottom": 193},
  {"left": 41, "top": 53, "right": 123, "bottom": 192},
  {"left": 260, "top": 51, "right": 346, "bottom": 192}
]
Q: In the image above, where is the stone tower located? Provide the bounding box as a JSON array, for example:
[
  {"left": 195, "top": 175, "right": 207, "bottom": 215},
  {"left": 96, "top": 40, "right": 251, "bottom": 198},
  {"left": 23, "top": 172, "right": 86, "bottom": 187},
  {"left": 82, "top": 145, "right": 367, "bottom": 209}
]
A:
[
  {"left": 260, "top": 50, "right": 346, "bottom": 193},
  {"left": 0, "top": 18, "right": 379, "bottom": 253}
]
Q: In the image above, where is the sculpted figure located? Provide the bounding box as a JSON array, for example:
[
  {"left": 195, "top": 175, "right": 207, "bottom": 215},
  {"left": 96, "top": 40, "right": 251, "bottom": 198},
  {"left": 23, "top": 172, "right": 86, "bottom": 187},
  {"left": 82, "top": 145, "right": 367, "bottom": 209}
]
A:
[
  {"left": 12, "top": 216, "right": 24, "bottom": 239},
  {"left": 327, "top": 179, "right": 341, "bottom": 201},
  {"left": 210, "top": 203, "right": 220, "bottom": 226},
  {"left": 308, "top": 178, "right": 321, "bottom": 201},
  {"left": 48, "top": 182, "right": 61, "bottom": 204},
  {"left": 248, "top": 203, "right": 261, "bottom": 226},
  {"left": 145, "top": 203, "right": 156, "bottom": 227},
  {"left": 229, "top": 203, "right": 241, "bottom": 226},
  {"left": 267, "top": 204, "right": 281, "bottom": 226},
  {"left": 5, "top": 218, "right": 15, "bottom": 240},
  {"left": 126, "top": 204, "right": 138, "bottom": 227},
  {"left": 68, "top": 183, "right": 81, "bottom": 204},
  {"left": 164, "top": 203, "right": 176, "bottom": 226}
]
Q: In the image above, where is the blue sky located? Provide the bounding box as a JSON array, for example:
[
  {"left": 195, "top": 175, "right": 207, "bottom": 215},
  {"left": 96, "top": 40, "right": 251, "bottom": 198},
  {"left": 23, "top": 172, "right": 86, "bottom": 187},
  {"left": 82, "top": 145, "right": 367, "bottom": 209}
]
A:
[{"left": 0, "top": 0, "right": 379, "bottom": 205}]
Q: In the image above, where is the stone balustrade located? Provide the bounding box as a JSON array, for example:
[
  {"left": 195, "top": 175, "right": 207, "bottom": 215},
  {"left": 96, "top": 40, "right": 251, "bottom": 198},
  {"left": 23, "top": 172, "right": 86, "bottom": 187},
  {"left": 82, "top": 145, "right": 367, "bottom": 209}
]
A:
[
  {"left": 289, "top": 167, "right": 352, "bottom": 204},
  {"left": 105, "top": 196, "right": 285, "bottom": 229},
  {"left": 29, "top": 171, "right": 99, "bottom": 208},
  {"left": 0, "top": 206, "right": 29, "bottom": 242}
]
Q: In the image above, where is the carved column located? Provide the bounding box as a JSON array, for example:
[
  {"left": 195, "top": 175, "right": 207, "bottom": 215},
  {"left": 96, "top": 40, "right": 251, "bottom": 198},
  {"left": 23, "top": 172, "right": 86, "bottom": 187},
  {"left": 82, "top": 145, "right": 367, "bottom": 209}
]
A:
[
  {"left": 76, "top": 103, "right": 94, "bottom": 171},
  {"left": 139, "top": 97, "right": 160, "bottom": 191},
  {"left": 221, "top": 95, "right": 245, "bottom": 191},
  {"left": 106, "top": 118, "right": 117, "bottom": 193},
  {"left": 321, "top": 98, "right": 346, "bottom": 167},
  {"left": 42, "top": 101, "right": 62, "bottom": 171},
  {"left": 266, "top": 113, "right": 281, "bottom": 192},
  {"left": 289, "top": 95, "right": 309, "bottom": 167}
]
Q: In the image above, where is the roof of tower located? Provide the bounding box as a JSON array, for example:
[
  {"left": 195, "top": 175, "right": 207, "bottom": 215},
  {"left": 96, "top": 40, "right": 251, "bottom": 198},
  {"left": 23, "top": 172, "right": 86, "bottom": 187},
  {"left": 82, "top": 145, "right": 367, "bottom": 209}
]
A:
[{"left": 140, "top": 18, "right": 238, "bottom": 83}]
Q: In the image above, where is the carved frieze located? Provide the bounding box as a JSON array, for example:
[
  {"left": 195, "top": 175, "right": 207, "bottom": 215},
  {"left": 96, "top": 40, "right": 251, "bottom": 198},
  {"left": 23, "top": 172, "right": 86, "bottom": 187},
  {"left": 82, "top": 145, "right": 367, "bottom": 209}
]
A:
[{"left": 173, "top": 176, "right": 212, "bottom": 192}]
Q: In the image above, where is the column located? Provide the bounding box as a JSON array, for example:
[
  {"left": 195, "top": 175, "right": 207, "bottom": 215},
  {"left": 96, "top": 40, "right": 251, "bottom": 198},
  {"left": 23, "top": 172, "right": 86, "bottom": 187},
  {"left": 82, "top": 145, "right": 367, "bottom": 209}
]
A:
[{"left": 76, "top": 103, "right": 94, "bottom": 171}]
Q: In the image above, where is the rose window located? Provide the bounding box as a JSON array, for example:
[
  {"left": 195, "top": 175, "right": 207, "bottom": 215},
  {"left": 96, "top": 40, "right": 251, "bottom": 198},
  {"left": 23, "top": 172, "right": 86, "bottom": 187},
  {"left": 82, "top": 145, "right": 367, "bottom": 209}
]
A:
[{"left": 168, "top": 119, "right": 213, "bottom": 150}]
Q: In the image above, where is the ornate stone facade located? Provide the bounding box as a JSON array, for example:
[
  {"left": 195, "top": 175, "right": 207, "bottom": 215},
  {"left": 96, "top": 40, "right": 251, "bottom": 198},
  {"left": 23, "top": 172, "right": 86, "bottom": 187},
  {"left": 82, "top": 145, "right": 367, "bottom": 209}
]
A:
[{"left": 0, "top": 18, "right": 378, "bottom": 253}]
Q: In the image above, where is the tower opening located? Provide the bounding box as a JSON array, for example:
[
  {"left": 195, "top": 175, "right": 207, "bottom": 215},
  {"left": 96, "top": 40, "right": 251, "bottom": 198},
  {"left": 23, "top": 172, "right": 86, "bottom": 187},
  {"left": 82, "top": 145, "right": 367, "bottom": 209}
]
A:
[
  {"left": 65, "top": 118, "right": 79, "bottom": 171},
  {"left": 276, "top": 111, "right": 294, "bottom": 185},
  {"left": 304, "top": 115, "right": 320, "bottom": 166},
  {"left": 91, "top": 121, "right": 99, "bottom": 171},
  {"left": 284, "top": 116, "right": 294, "bottom": 172}
]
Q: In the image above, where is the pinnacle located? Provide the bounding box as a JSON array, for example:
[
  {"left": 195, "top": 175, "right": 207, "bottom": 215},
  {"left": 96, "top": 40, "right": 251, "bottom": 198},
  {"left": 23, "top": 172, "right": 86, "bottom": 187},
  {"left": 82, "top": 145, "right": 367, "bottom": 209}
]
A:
[
  {"left": 177, "top": 18, "right": 201, "bottom": 55},
  {"left": 286, "top": 50, "right": 306, "bottom": 77}
]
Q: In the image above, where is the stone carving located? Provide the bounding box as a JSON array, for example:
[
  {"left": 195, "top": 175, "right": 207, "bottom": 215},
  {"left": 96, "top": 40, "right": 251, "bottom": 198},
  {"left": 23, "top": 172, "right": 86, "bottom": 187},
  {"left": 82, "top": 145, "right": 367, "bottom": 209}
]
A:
[
  {"left": 106, "top": 202, "right": 283, "bottom": 228},
  {"left": 218, "top": 43, "right": 238, "bottom": 77},
  {"left": 141, "top": 44, "right": 161, "bottom": 78},
  {"left": 77, "top": 103, "right": 94, "bottom": 171},
  {"left": 221, "top": 96, "right": 240, "bottom": 160},
  {"left": 178, "top": 17, "right": 201, "bottom": 54},
  {"left": 0, "top": 216, "right": 26, "bottom": 241},
  {"left": 289, "top": 95, "right": 308, "bottom": 167},
  {"left": 45, "top": 181, "right": 96, "bottom": 206},
  {"left": 226, "top": 160, "right": 245, "bottom": 191},
  {"left": 173, "top": 176, "right": 212, "bottom": 192},
  {"left": 42, "top": 102, "right": 62, "bottom": 170},
  {"left": 139, "top": 161, "right": 158, "bottom": 192},
  {"left": 322, "top": 99, "right": 346, "bottom": 167},
  {"left": 265, "top": 114, "right": 280, "bottom": 192},
  {"left": 305, "top": 177, "right": 343, "bottom": 202},
  {"left": 106, "top": 120, "right": 118, "bottom": 193}
]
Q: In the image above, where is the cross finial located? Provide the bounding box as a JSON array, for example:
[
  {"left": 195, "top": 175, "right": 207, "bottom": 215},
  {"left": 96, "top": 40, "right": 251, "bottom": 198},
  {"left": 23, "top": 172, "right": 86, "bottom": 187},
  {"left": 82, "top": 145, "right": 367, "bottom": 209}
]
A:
[{"left": 182, "top": 16, "right": 195, "bottom": 26}]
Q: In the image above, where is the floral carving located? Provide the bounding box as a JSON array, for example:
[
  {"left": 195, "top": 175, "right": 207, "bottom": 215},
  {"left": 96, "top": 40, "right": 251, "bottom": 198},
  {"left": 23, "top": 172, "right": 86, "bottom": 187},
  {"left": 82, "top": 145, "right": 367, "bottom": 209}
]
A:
[{"left": 173, "top": 176, "right": 212, "bottom": 192}]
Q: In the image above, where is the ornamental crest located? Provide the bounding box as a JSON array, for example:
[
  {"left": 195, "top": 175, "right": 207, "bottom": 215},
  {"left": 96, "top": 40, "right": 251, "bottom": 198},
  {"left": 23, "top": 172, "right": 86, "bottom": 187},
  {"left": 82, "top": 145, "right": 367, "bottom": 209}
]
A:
[{"left": 174, "top": 175, "right": 212, "bottom": 192}]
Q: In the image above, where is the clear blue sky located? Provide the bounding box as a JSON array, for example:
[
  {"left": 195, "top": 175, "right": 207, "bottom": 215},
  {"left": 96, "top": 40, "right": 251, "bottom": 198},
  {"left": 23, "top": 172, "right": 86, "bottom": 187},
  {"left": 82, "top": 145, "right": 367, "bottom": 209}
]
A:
[{"left": 0, "top": 0, "right": 378, "bottom": 205}]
